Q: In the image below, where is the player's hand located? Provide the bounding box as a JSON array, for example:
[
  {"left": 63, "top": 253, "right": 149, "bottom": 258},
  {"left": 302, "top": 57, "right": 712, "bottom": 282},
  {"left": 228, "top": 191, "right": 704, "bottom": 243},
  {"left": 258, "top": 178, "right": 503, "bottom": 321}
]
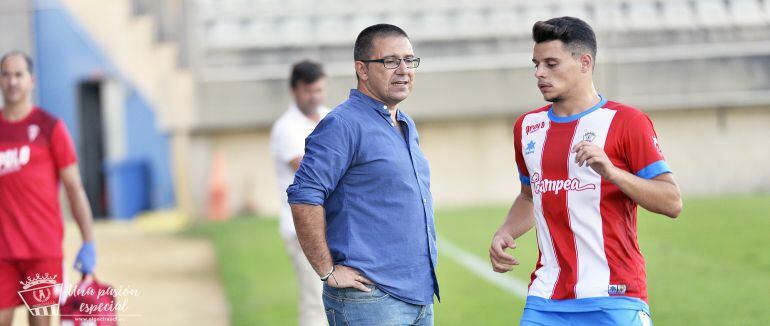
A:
[
  {"left": 572, "top": 141, "right": 617, "bottom": 180},
  {"left": 74, "top": 241, "right": 96, "bottom": 274},
  {"left": 326, "top": 265, "right": 374, "bottom": 292},
  {"left": 489, "top": 231, "right": 519, "bottom": 273}
]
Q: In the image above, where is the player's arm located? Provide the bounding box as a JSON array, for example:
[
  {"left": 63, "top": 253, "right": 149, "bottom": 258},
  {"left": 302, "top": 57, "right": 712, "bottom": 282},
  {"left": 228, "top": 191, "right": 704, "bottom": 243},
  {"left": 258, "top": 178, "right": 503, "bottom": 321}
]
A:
[
  {"left": 60, "top": 164, "right": 97, "bottom": 273},
  {"left": 489, "top": 184, "right": 535, "bottom": 273},
  {"left": 270, "top": 122, "right": 306, "bottom": 172},
  {"left": 573, "top": 141, "right": 682, "bottom": 218},
  {"left": 602, "top": 164, "right": 680, "bottom": 218},
  {"left": 289, "top": 156, "right": 302, "bottom": 171}
]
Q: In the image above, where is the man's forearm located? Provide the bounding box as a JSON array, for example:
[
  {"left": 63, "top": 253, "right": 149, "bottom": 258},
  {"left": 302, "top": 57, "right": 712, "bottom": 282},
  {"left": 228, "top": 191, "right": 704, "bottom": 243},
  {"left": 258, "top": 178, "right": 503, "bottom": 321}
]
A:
[
  {"left": 496, "top": 191, "right": 535, "bottom": 239},
  {"left": 607, "top": 169, "right": 682, "bottom": 218},
  {"left": 290, "top": 203, "right": 333, "bottom": 276},
  {"left": 66, "top": 185, "right": 95, "bottom": 242},
  {"left": 61, "top": 166, "right": 95, "bottom": 242}
]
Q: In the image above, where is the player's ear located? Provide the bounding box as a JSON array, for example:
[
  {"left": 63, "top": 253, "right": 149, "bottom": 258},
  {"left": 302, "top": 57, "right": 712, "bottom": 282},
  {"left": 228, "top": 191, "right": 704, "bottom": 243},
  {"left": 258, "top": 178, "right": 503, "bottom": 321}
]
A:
[
  {"left": 355, "top": 61, "right": 369, "bottom": 81},
  {"left": 580, "top": 53, "right": 593, "bottom": 74}
]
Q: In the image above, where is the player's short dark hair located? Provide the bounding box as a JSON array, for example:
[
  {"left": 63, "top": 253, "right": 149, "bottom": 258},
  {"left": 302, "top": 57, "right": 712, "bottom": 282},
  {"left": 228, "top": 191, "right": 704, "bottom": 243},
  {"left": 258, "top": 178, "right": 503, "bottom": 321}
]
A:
[
  {"left": 0, "top": 51, "right": 34, "bottom": 74},
  {"left": 532, "top": 17, "right": 597, "bottom": 63},
  {"left": 289, "top": 60, "right": 325, "bottom": 89},
  {"left": 354, "top": 24, "right": 409, "bottom": 61}
]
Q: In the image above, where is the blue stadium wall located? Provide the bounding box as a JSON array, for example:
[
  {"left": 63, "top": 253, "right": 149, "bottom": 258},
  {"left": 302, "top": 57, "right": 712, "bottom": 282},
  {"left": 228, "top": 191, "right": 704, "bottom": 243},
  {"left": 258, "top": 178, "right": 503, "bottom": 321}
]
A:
[{"left": 33, "top": 0, "right": 175, "bottom": 218}]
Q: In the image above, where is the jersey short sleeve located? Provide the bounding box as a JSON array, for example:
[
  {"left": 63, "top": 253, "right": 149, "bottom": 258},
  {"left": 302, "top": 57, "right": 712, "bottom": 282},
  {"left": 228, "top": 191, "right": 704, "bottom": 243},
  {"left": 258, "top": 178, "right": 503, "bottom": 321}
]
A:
[
  {"left": 622, "top": 112, "right": 671, "bottom": 179},
  {"left": 513, "top": 115, "right": 531, "bottom": 185},
  {"left": 50, "top": 120, "right": 78, "bottom": 170}
]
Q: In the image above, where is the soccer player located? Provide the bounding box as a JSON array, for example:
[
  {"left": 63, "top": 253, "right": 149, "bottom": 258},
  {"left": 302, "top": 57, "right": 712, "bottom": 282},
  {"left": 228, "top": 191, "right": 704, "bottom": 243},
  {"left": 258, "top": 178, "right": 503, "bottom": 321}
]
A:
[
  {"left": 269, "top": 60, "right": 330, "bottom": 326},
  {"left": 0, "top": 51, "right": 96, "bottom": 326},
  {"left": 488, "top": 17, "right": 682, "bottom": 325}
]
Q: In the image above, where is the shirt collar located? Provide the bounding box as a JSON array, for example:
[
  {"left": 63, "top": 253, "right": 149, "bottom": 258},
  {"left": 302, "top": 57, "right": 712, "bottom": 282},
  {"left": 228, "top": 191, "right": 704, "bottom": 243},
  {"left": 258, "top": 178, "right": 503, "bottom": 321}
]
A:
[
  {"left": 547, "top": 95, "right": 607, "bottom": 123},
  {"left": 349, "top": 89, "right": 405, "bottom": 120}
]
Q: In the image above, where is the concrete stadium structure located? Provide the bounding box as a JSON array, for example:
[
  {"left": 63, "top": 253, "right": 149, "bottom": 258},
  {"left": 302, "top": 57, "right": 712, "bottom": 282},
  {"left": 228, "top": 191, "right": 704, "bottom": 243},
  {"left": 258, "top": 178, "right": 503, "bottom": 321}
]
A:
[
  {"left": 4, "top": 0, "right": 768, "bottom": 218},
  {"left": 190, "top": 0, "right": 770, "bottom": 216},
  {"left": 1, "top": 0, "right": 193, "bottom": 218}
]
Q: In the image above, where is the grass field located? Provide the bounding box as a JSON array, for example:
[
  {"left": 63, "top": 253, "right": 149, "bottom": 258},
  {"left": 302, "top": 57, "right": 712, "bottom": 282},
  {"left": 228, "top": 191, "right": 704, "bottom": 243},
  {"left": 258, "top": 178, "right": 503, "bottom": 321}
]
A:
[{"left": 185, "top": 195, "right": 770, "bottom": 325}]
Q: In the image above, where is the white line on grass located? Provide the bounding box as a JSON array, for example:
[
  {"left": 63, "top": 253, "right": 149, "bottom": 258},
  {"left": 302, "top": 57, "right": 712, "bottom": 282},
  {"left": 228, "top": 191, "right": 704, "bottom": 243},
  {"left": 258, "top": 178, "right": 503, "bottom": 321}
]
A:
[{"left": 437, "top": 235, "right": 529, "bottom": 299}]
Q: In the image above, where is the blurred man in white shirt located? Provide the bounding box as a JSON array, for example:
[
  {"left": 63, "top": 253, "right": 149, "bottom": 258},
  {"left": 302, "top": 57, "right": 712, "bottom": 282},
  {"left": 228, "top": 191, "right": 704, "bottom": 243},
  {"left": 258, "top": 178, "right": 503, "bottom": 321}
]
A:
[{"left": 269, "top": 60, "right": 330, "bottom": 326}]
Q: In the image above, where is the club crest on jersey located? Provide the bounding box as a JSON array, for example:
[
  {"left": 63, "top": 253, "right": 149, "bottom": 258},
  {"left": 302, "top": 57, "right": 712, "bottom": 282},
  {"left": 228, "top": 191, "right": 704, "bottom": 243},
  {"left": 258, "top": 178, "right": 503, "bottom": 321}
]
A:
[
  {"left": 608, "top": 284, "right": 627, "bottom": 295},
  {"left": 525, "top": 121, "right": 546, "bottom": 135},
  {"left": 582, "top": 131, "right": 596, "bottom": 143},
  {"left": 525, "top": 140, "right": 536, "bottom": 155},
  {"left": 28, "top": 124, "right": 40, "bottom": 142},
  {"left": 530, "top": 172, "right": 596, "bottom": 195}
]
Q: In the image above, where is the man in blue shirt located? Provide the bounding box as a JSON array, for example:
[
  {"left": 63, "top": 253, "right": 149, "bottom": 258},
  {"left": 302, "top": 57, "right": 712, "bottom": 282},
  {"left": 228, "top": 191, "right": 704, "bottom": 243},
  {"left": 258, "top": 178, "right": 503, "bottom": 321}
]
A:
[{"left": 287, "top": 24, "right": 438, "bottom": 325}]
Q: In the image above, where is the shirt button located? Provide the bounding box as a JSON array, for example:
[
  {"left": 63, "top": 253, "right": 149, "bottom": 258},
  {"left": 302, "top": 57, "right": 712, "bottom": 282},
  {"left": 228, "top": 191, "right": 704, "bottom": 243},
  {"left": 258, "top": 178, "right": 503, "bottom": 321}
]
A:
[
  {"left": 390, "top": 122, "right": 395, "bottom": 127},
  {"left": 422, "top": 198, "right": 427, "bottom": 203},
  {"left": 415, "top": 172, "right": 419, "bottom": 177}
]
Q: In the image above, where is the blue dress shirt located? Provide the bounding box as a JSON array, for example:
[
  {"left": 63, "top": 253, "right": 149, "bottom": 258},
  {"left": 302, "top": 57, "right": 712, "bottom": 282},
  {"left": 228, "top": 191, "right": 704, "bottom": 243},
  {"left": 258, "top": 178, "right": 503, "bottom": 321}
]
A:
[{"left": 287, "top": 89, "right": 439, "bottom": 305}]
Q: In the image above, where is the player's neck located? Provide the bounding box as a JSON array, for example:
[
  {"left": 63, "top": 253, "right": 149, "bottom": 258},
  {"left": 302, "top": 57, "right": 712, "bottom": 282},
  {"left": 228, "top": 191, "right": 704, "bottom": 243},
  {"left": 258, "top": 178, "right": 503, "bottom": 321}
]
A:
[
  {"left": 551, "top": 87, "right": 601, "bottom": 117},
  {"left": 1, "top": 99, "right": 34, "bottom": 122}
]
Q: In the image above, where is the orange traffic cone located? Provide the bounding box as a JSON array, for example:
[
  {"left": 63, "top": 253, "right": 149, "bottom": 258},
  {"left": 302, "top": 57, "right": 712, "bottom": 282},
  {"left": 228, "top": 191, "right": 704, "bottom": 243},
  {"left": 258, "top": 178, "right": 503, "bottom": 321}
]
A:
[{"left": 208, "top": 152, "right": 230, "bottom": 221}]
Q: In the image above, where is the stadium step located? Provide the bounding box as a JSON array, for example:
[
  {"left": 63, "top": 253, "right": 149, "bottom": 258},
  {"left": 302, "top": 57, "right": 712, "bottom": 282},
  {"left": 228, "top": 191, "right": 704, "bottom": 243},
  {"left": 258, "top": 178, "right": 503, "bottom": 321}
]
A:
[{"left": 58, "top": 0, "right": 195, "bottom": 131}]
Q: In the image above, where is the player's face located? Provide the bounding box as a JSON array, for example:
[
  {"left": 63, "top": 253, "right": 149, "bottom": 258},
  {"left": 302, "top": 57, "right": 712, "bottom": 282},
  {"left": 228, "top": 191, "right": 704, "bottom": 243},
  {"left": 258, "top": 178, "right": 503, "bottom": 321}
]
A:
[
  {"left": 0, "top": 55, "right": 35, "bottom": 106},
  {"left": 292, "top": 77, "right": 327, "bottom": 113},
  {"left": 532, "top": 40, "right": 582, "bottom": 103},
  {"left": 358, "top": 36, "right": 415, "bottom": 107}
]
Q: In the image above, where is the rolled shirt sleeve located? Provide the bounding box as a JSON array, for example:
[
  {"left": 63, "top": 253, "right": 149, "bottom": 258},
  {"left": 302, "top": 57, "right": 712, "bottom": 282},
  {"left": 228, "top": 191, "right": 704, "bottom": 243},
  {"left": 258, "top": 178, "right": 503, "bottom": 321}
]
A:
[{"left": 287, "top": 114, "right": 355, "bottom": 206}]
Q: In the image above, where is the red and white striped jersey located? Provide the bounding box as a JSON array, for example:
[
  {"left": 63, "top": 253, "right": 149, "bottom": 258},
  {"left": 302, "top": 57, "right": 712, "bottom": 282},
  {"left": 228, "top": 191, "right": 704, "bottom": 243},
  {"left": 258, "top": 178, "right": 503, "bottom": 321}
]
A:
[{"left": 514, "top": 97, "right": 671, "bottom": 305}]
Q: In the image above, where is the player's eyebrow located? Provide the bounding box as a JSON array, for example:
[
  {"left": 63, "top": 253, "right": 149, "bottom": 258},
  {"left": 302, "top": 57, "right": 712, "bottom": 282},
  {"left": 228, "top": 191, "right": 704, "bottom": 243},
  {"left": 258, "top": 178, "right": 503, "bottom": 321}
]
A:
[
  {"left": 381, "top": 52, "right": 415, "bottom": 59},
  {"left": 532, "top": 57, "right": 559, "bottom": 64}
]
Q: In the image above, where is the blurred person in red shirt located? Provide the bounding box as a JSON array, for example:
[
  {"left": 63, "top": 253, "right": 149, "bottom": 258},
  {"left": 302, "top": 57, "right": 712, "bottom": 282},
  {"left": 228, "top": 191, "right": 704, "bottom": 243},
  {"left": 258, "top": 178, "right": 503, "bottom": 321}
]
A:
[{"left": 0, "top": 51, "right": 96, "bottom": 326}]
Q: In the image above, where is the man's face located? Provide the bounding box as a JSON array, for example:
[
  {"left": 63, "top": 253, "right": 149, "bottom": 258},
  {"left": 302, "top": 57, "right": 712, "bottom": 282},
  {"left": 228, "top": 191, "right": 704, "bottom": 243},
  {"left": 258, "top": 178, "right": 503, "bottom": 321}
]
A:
[
  {"left": 532, "top": 40, "right": 583, "bottom": 103},
  {"left": 0, "top": 55, "right": 34, "bottom": 106},
  {"left": 359, "top": 36, "right": 415, "bottom": 107},
  {"left": 292, "top": 77, "right": 327, "bottom": 112}
]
